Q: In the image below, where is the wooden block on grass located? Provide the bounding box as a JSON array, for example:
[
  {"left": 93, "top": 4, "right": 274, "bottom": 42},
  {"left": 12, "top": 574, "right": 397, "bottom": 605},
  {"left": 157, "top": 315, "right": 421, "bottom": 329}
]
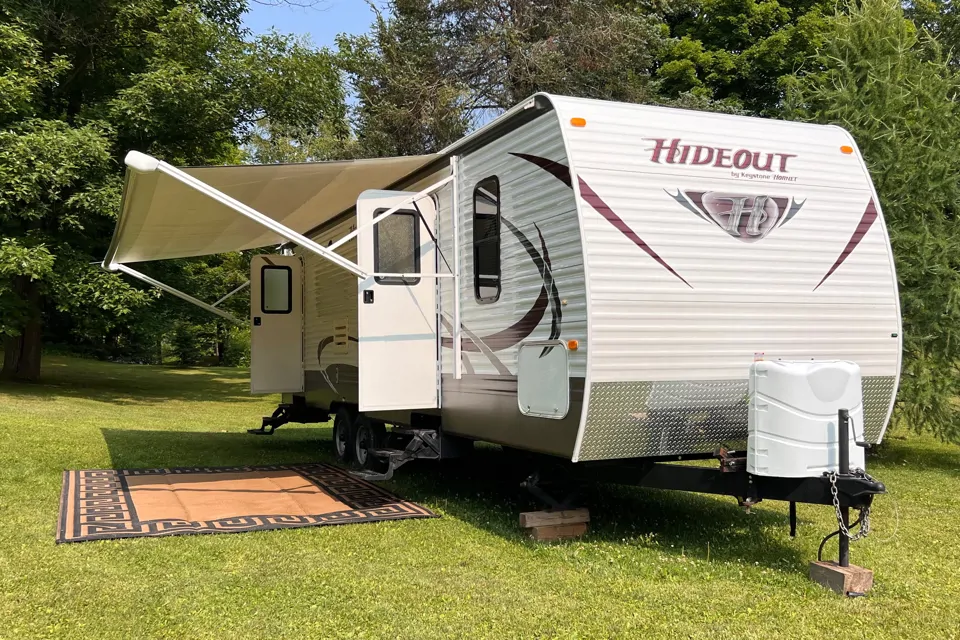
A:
[
  {"left": 809, "top": 561, "right": 874, "bottom": 595},
  {"left": 528, "top": 522, "right": 588, "bottom": 541},
  {"left": 519, "top": 508, "right": 590, "bottom": 529}
]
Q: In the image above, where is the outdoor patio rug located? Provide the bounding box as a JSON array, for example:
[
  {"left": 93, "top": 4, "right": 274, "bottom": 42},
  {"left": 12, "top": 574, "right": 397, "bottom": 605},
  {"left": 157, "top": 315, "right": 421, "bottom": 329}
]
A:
[{"left": 57, "top": 463, "right": 435, "bottom": 543}]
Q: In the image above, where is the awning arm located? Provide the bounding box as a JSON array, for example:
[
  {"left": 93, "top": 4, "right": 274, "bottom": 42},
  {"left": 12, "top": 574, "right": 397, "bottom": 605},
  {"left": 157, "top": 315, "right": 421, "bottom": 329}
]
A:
[
  {"left": 213, "top": 280, "right": 250, "bottom": 307},
  {"left": 114, "top": 151, "right": 368, "bottom": 278},
  {"left": 327, "top": 174, "right": 455, "bottom": 252},
  {"left": 112, "top": 263, "right": 245, "bottom": 326}
]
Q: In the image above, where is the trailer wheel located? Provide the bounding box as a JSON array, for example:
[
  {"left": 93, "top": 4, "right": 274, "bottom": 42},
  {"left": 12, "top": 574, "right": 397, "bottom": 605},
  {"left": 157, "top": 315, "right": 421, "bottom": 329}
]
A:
[
  {"left": 332, "top": 407, "right": 354, "bottom": 463},
  {"left": 353, "top": 417, "right": 387, "bottom": 471}
]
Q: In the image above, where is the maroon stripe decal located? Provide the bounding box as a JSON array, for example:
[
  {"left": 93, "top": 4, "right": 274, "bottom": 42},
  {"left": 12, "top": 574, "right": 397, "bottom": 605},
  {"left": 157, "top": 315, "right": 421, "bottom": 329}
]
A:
[
  {"left": 814, "top": 199, "right": 878, "bottom": 291},
  {"left": 440, "top": 286, "right": 549, "bottom": 352},
  {"left": 510, "top": 152, "right": 572, "bottom": 188},
  {"left": 578, "top": 177, "right": 693, "bottom": 288}
]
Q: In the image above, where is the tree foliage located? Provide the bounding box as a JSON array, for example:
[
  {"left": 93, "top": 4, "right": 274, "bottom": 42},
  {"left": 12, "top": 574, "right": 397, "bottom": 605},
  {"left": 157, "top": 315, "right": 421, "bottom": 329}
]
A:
[
  {"left": 337, "top": 0, "right": 671, "bottom": 157},
  {"left": 0, "top": 0, "right": 344, "bottom": 378},
  {"left": 658, "top": 0, "right": 832, "bottom": 113},
  {"left": 787, "top": 0, "right": 960, "bottom": 441},
  {"left": 337, "top": 0, "right": 470, "bottom": 157}
]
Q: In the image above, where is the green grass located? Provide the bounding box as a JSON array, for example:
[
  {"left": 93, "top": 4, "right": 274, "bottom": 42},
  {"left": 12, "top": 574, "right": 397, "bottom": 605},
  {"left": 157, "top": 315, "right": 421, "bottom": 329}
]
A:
[{"left": 1, "top": 355, "right": 959, "bottom": 639}]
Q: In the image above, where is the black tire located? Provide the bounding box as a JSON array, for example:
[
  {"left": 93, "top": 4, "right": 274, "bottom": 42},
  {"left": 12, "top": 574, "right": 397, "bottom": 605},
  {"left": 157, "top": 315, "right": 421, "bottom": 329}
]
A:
[
  {"left": 332, "top": 407, "right": 354, "bottom": 463},
  {"left": 353, "top": 417, "right": 388, "bottom": 471}
]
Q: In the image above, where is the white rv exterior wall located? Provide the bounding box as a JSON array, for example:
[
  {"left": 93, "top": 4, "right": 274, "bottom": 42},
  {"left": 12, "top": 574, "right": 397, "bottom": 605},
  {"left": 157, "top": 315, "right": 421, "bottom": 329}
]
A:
[
  {"left": 302, "top": 217, "right": 360, "bottom": 404},
  {"left": 548, "top": 96, "right": 901, "bottom": 461},
  {"left": 441, "top": 111, "right": 587, "bottom": 378},
  {"left": 438, "top": 110, "right": 588, "bottom": 455}
]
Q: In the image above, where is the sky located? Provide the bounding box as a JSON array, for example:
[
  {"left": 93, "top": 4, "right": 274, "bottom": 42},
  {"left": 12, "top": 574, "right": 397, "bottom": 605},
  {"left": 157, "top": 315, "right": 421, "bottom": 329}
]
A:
[{"left": 242, "top": 0, "right": 380, "bottom": 47}]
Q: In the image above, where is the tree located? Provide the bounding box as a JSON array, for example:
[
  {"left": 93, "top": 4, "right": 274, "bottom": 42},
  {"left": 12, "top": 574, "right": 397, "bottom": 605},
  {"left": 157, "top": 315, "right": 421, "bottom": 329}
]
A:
[
  {"left": 441, "top": 0, "right": 668, "bottom": 115},
  {"left": 786, "top": 0, "right": 960, "bottom": 441},
  {"left": 658, "top": 0, "right": 832, "bottom": 114},
  {"left": 338, "top": 0, "right": 672, "bottom": 156},
  {"left": 0, "top": 19, "right": 151, "bottom": 380},
  {"left": 0, "top": 1, "right": 345, "bottom": 380},
  {"left": 338, "top": 0, "right": 470, "bottom": 157},
  {"left": 906, "top": 0, "right": 960, "bottom": 66}
]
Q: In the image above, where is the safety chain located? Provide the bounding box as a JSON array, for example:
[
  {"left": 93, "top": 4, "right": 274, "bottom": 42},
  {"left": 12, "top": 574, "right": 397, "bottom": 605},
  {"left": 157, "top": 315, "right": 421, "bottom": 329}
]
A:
[{"left": 827, "top": 469, "right": 872, "bottom": 542}]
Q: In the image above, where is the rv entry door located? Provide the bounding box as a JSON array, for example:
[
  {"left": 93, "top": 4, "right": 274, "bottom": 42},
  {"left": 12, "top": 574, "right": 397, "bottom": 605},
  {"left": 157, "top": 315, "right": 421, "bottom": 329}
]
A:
[
  {"left": 356, "top": 190, "right": 439, "bottom": 411},
  {"left": 250, "top": 254, "right": 304, "bottom": 394}
]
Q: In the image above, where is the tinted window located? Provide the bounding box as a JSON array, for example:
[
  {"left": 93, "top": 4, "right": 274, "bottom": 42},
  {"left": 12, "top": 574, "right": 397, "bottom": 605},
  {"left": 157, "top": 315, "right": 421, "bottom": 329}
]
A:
[
  {"left": 374, "top": 209, "right": 420, "bottom": 285},
  {"left": 473, "top": 177, "right": 500, "bottom": 302}
]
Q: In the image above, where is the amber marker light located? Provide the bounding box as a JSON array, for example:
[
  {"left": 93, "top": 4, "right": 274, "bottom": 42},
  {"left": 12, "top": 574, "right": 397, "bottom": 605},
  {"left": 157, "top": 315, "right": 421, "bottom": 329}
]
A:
[
  {"left": 567, "top": 340, "right": 579, "bottom": 351},
  {"left": 570, "top": 117, "right": 586, "bottom": 127},
  {"left": 840, "top": 145, "right": 854, "bottom": 154}
]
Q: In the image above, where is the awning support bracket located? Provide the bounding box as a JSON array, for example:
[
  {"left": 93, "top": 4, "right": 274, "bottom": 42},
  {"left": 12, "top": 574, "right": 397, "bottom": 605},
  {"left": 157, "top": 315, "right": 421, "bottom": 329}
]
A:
[
  {"left": 213, "top": 280, "right": 250, "bottom": 307},
  {"left": 113, "top": 263, "right": 245, "bottom": 326}
]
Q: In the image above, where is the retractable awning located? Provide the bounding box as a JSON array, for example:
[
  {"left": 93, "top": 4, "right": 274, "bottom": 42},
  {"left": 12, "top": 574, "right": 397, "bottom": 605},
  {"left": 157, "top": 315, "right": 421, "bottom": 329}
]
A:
[{"left": 104, "top": 151, "right": 439, "bottom": 266}]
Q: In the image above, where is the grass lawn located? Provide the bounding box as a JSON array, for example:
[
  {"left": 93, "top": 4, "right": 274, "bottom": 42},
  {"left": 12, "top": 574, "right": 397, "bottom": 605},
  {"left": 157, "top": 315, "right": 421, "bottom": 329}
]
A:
[{"left": 1, "top": 355, "right": 959, "bottom": 639}]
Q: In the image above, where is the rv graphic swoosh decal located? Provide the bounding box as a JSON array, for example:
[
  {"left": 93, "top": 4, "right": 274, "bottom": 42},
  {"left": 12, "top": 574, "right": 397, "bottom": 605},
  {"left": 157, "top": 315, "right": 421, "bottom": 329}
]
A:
[
  {"left": 814, "top": 198, "right": 878, "bottom": 290},
  {"left": 509, "top": 152, "right": 572, "bottom": 188},
  {"left": 501, "top": 218, "right": 562, "bottom": 355},
  {"left": 512, "top": 152, "right": 692, "bottom": 288},
  {"left": 440, "top": 283, "right": 550, "bottom": 353},
  {"left": 438, "top": 207, "right": 559, "bottom": 357},
  {"left": 578, "top": 177, "right": 693, "bottom": 288},
  {"left": 317, "top": 334, "right": 358, "bottom": 363},
  {"left": 316, "top": 335, "right": 359, "bottom": 393},
  {"left": 439, "top": 315, "right": 512, "bottom": 374},
  {"left": 534, "top": 223, "right": 562, "bottom": 343}
]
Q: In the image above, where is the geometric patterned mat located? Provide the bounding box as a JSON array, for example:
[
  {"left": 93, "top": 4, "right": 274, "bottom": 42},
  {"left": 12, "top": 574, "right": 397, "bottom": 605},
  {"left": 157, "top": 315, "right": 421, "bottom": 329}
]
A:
[{"left": 57, "top": 463, "right": 436, "bottom": 543}]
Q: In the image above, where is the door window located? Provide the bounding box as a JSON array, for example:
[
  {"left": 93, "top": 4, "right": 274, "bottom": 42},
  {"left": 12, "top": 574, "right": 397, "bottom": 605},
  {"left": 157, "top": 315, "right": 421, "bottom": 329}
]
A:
[
  {"left": 374, "top": 209, "right": 421, "bottom": 285},
  {"left": 261, "top": 265, "right": 292, "bottom": 314}
]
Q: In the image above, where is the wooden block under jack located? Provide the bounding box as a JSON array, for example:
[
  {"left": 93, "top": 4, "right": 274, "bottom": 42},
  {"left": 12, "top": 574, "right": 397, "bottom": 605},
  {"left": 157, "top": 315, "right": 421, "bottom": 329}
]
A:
[
  {"left": 519, "top": 508, "right": 590, "bottom": 529},
  {"left": 809, "top": 561, "right": 874, "bottom": 596},
  {"left": 528, "top": 522, "right": 589, "bottom": 541}
]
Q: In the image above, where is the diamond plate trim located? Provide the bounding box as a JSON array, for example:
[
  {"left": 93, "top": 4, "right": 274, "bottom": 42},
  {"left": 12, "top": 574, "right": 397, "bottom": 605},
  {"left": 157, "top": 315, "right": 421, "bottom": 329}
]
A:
[
  {"left": 862, "top": 375, "right": 896, "bottom": 442},
  {"left": 577, "top": 375, "right": 897, "bottom": 462}
]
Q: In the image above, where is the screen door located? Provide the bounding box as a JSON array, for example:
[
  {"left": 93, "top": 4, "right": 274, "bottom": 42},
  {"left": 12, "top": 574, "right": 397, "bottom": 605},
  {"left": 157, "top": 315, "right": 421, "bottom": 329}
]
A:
[
  {"left": 356, "top": 190, "right": 438, "bottom": 411},
  {"left": 250, "top": 254, "right": 303, "bottom": 394}
]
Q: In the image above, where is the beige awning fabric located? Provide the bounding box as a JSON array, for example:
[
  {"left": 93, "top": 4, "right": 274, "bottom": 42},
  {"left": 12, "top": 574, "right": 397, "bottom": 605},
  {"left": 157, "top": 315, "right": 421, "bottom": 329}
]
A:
[{"left": 105, "top": 153, "right": 439, "bottom": 265}]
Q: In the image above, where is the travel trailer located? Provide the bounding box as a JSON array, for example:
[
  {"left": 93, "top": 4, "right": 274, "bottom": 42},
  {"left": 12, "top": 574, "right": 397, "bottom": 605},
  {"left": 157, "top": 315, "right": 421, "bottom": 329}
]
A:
[{"left": 103, "top": 94, "right": 895, "bottom": 554}]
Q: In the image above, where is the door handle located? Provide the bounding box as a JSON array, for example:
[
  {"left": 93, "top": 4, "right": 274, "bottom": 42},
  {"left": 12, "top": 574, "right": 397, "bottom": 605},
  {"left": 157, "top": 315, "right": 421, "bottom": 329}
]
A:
[
  {"left": 363, "top": 290, "right": 374, "bottom": 304},
  {"left": 253, "top": 316, "right": 262, "bottom": 326}
]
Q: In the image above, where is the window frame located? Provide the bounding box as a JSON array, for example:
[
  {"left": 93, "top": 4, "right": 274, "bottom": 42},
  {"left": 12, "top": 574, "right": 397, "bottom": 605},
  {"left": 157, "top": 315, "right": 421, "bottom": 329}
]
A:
[
  {"left": 373, "top": 208, "right": 421, "bottom": 286},
  {"left": 260, "top": 264, "right": 293, "bottom": 314},
  {"left": 472, "top": 176, "right": 502, "bottom": 304}
]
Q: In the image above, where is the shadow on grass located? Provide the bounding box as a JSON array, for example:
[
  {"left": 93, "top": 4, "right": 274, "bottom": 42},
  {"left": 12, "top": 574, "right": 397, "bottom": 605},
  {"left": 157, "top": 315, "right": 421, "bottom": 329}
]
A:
[
  {"left": 1, "top": 359, "right": 256, "bottom": 405},
  {"left": 870, "top": 436, "right": 960, "bottom": 476},
  {"left": 399, "top": 448, "right": 807, "bottom": 571},
  {"left": 101, "top": 427, "right": 330, "bottom": 469},
  {"left": 101, "top": 426, "right": 806, "bottom": 572}
]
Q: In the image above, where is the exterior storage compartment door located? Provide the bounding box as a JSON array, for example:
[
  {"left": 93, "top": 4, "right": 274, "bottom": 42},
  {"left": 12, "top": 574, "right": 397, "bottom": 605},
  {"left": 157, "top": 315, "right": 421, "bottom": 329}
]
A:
[
  {"left": 250, "top": 254, "right": 304, "bottom": 394},
  {"left": 356, "top": 190, "right": 439, "bottom": 411}
]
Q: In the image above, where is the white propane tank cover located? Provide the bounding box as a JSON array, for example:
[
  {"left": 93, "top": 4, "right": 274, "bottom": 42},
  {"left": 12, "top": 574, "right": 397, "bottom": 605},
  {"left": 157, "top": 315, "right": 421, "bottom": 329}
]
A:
[{"left": 747, "top": 360, "right": 866, "bottom": 478}]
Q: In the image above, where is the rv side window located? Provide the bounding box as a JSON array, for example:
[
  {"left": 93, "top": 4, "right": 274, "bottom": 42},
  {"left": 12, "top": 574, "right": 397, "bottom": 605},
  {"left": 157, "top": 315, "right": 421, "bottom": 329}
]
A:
[
  {"left": 374, "top": 209, "right": 421, "bottom": 285},
  {"left": 473, "top": 177, "right": 501, "bottom": 303},
  {"left": 261, "top": 265, "right": 292, "bottom": 314}
]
